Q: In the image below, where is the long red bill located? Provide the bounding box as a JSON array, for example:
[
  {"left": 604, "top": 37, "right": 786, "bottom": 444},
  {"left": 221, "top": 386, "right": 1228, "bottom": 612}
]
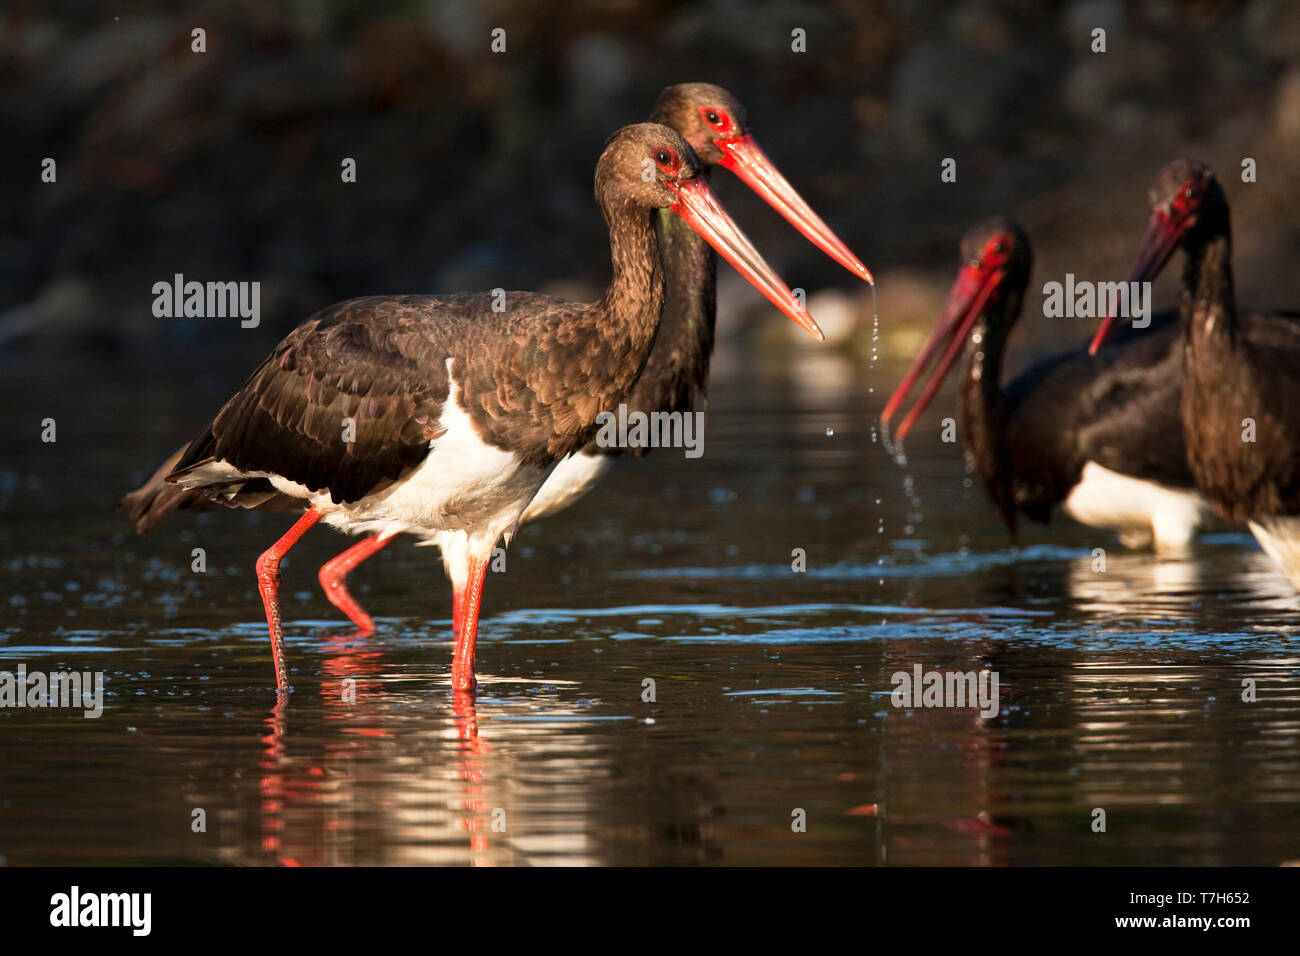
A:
[
  {"left": 882, "top": 264, "right": 1001, "bottom": 442},
  {"left": 671, "top": 177, "right": 824, "bottom": 341},
  {"left": 717, "top": 135, "right": 873, "bottom": 284},
  {"left": 1088, "top": 210, "right": 1184, "bottom": 354}
]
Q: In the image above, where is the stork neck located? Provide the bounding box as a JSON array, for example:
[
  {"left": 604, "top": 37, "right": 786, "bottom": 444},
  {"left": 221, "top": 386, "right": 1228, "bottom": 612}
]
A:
[
  {"left": 1180, "top": 229, "right": 1236, "bottom": 354},
  {"left": 658, "top": 201, "right": 716, "bottom": 350},
  {"left": 594, "top": 197, "right": 666, "bottom": 386},
  {"left": 622, "top": 200, "right": 717, "bottom": 413},
  {"left": 959, "top": 308, "right": 1013, "bottom": 491},
  {"left": 961, "top": 290, "right": 1019, "bottom": 502}
]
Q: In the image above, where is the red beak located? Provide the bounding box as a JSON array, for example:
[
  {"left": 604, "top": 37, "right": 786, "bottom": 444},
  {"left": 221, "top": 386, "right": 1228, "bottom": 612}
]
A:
[
  {"left": 716, "top": 134, "right": 873, "bottom": 284},
  {"left": 881, "top": 263, "right": 1003, "bottom": 442},
  {"left": 670, "top": 176, "right": 824, "bottom": 341},
  {"left": 1088, "top": 209, "right": 1186, "bottom": 354}
]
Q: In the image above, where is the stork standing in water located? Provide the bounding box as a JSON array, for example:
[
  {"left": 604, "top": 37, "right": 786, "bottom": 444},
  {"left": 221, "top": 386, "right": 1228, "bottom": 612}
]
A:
[
  {"left": 135, "top": 123, "right": 821, "bottom": 693},
  {"left": 1089, "top": 159, "right": 1300, "bottom": 587},
  {"left": 126, "top": 85, "right": 871, "bottom": 680},
  {"left": 882, "top": 216, "right": 1214, "bottom": 551}
]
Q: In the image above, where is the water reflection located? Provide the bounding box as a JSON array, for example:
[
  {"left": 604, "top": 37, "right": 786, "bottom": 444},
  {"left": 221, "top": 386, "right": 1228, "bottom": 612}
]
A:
[
  {"left": 1064, "top": 542, "right": 1300, "bottom": 620},
  {"left": 3, "top": 356, "right": 1300, "bottom": 866},
  {"left": 238, "top": 638, "right": 624, "bottom": 867}
]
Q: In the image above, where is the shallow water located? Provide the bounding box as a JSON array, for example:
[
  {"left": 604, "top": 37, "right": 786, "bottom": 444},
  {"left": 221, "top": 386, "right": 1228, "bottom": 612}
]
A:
[{"left": 2, "top": 349, "right": 1299, "bottom": 866}]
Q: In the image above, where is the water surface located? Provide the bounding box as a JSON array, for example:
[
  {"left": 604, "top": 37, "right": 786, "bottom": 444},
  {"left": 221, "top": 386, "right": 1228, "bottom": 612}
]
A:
[{"left": 2, "top": 349, "right": 1299, "bottom": 866}]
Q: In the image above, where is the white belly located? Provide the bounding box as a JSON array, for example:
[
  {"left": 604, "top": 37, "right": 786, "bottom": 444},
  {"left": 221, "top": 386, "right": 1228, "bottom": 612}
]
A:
[
  {"left": 1062, "top": 461, "right": 1212, "bottom": 552},
  {"left": 520, "top": 451, "right": 614, "bottom": 524},
  {"left": 272, "top": 369, "right": 550, "bottom": 555}
]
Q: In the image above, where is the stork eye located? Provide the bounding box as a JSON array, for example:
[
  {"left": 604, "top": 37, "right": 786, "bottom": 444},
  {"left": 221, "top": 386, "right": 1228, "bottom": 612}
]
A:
[
  {"left": 653, "top": 146, "right": 680, "bottom": 174},
  {"left": 1171, "top": 180, "right": 1201, "bottom": 216},
  {"left": 699, "top": 106, "right": 731, "bottom": 133},
  {"left": 982, "top": 235, "right": 1011, "bottom": 265}
]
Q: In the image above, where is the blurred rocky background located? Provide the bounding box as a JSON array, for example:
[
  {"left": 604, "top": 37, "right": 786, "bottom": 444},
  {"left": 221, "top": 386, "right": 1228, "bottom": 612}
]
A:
[{"left": 2, "top": 0, "right": 1299, "bottom": 371}]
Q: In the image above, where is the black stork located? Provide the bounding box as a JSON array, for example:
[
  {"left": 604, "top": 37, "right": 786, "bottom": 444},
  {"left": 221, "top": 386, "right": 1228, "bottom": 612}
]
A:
[
  {"left": 135, "top": 123, "right": 821, "bottom": 694},
  {"left": 881, "top": 216, "right": 1213, "bottom": 551},
  {"left": 517, "top": 84, "right": 870, "bottom": 524},
  {"left": 124, "top": 83, "right": 869, "bottom": 661},
  {"left": 1089, "top": 158, "right": 1300, "bottom": 588}
]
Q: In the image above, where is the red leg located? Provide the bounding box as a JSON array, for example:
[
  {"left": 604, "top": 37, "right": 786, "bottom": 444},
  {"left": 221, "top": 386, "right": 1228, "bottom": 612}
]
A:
[
  {"left": 451, "top": 588, "right": 465, "bottom": 637},
  {"left": 451, "top": 553, "right": 490, "bottom": 693},
  {"left": 318, "top": 534, "right": 391, "bottom": 633},
  {"left": 256, "top": 508, "right": 322, "bottom": 692}
]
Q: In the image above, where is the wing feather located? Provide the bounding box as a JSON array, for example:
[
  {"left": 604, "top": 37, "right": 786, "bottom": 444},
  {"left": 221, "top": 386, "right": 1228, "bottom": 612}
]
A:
[{"left": 169, "top": 296, "right": 452, "bottom": 504}]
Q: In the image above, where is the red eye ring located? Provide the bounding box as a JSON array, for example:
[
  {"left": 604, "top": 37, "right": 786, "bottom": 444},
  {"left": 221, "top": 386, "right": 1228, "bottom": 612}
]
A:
[
  {"left": 653, "top": 146, "right": 681, "bottom": 174},
  {"left": 699, "top": 106, "right": 731, "bottom": 133},
  {"left": 982, "top": 234, "right": 1012, "bottom": 266},
  {"left": 1171, "top": 179, "right": 1200, "bottom": 216}
]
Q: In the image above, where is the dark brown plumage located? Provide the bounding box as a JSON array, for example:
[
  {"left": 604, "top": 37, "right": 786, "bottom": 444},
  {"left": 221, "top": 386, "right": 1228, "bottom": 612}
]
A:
[
  {"left": 585, "top": 84, "right": 745, "bottom": 455},
  {"left": 1140, "top": 162, "right": 1300, "bottom": 523},
  {"left": 118, "top": 87, "right": 855, "bottom": 697},
  {"left": 168, "top": 128, "right": 678, "bottom": 507},
  {"left": 126, "top": 83, "right": 863, "bottom": 537},
  {"left": 121, "top": 121, "right": 816, "bottom": 693},
  {"left": 1087, "top": 158, "right": 1300, "bottom": 586},
  {"left": 886, "top": 216, "right": 1207, "bottom": 549}
]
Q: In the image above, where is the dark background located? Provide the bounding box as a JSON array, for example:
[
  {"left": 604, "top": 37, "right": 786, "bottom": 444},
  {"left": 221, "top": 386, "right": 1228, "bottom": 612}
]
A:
[
  {"left": 3, "top": 2, "right": 1300, "bottom": 871},
  {"left": 2, "top": 0, "right": 1299, "bottom": 370}
]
